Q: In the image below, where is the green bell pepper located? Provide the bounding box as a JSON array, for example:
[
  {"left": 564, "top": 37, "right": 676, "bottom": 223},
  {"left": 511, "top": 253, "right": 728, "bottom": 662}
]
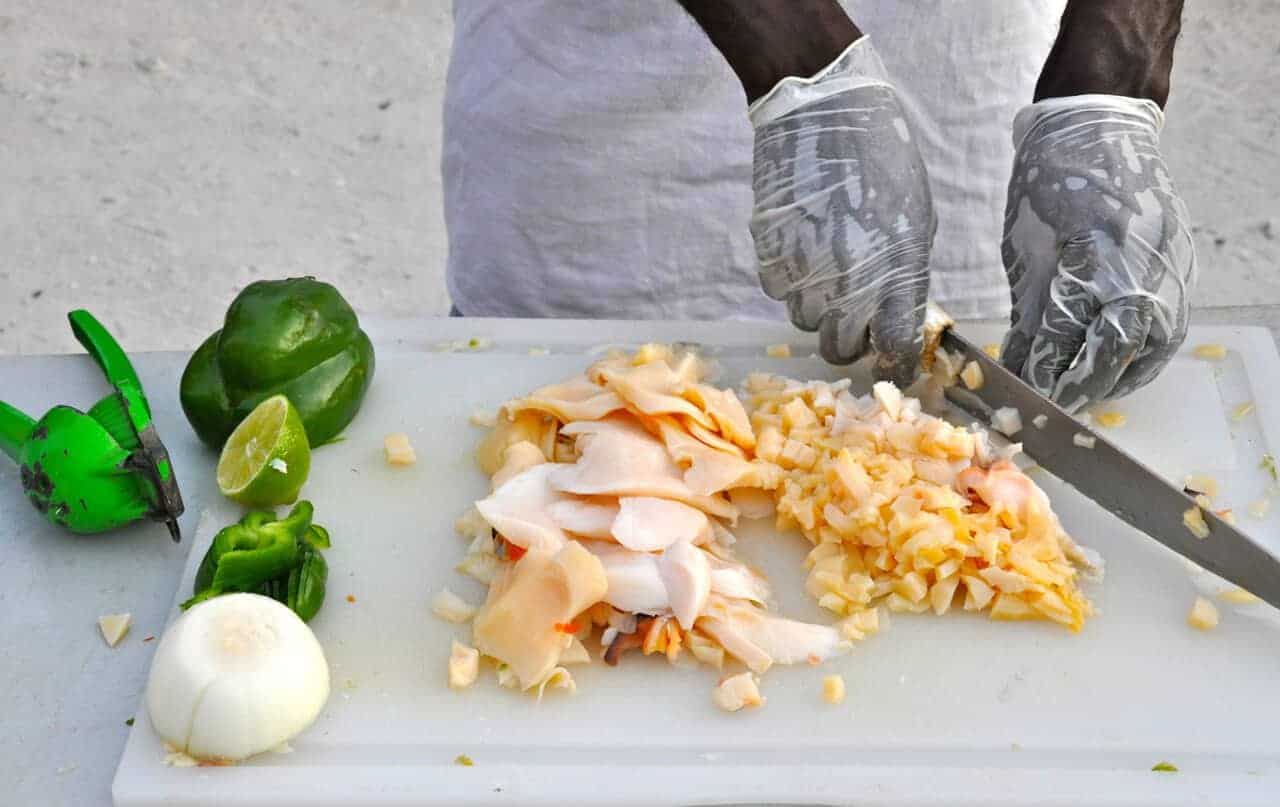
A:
[
  {"left": 180, "top": 277, "right": 375, "bottom": 448},
  {"left": 255, "top": 531, "right": 330, "bottom": 622},
  {"left": 184, "top": 501, "right": 315, "bottom": 610}
]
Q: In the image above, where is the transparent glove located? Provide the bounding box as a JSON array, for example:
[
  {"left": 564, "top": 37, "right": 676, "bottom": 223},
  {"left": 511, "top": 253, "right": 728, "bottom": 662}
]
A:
[
  {"left": 749, "top": 37, "right": 935, "bottom": 386},
  {"left": 1001, "top": 94, "right": 1196, "bottom": 412}
]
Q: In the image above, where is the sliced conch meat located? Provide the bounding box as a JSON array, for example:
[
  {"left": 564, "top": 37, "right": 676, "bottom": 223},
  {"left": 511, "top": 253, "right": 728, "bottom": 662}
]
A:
[
  {"left": 472, "top": 541, "right": 608, "bottom": 689},
  {"left": 593, "top": 360, "right": 716, "bottom": 430},
  {"left": 547, "top": 498, "right": 619, "bottom": 540},
  {"left": 491, "top": 440, "right": 547, "bottom": 490},
  {"left": 553, "top": 418, "right": 738, "bottom": 521},
  {"left": 658, "top": 540, "right": 712, "bottom": 630},
  {"left": 475, "top": 463, "right": 571, "bottom": 553},
  {"left": 503, "top": 374, "right": 625, "bottom": 423},
  {"left": 682, "top": 383, "right": 756, "bottom": 449},
  {"left": 698, "top": 598, "right": 847, "bottom": 674},
  {"left": 612, "top": 496, "right": 711, "bottom": 551}
]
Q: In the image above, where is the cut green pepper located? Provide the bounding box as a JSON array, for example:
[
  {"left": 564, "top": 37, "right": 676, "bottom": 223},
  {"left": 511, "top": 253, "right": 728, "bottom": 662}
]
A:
[
  {"left": 286, "top": 544, "right": 329, "bottom": 622},
  {"left": 183, "top": 502, "right": 314, "bottom": 610}
]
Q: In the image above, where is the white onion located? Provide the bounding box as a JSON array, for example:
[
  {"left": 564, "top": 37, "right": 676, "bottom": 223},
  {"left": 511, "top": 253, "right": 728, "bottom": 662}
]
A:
[{"left": 145, "top": 593, "right": 329, "bottom": 763}]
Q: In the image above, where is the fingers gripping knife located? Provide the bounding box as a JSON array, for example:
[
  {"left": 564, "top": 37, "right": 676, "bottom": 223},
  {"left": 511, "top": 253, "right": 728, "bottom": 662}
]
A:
[{"left": 0, "top": 311, "right": 184, "bottom": 540}]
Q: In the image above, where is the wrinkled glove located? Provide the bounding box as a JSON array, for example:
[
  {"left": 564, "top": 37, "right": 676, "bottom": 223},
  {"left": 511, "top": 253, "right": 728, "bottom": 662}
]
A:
[
  {"left": 1001, "top": 94, "right": 1196, "bottom": 412},
  {"left": 749, "top": 36, "right": 935, "bottom": 386}
]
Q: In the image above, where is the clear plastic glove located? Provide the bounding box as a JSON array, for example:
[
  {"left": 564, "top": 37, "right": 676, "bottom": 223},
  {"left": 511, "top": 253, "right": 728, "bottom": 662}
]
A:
[
  {"left": 1001, "top": 94, "right": 1196, "bottom": 412},
  {"left": 749, "top": 37, "right": 935, "bottom": 386}
]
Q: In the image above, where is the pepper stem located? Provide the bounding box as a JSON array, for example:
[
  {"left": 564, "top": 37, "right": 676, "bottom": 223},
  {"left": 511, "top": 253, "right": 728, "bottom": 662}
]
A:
[{"left": 0, "top": 401, "right": 35, "bottom": 463}]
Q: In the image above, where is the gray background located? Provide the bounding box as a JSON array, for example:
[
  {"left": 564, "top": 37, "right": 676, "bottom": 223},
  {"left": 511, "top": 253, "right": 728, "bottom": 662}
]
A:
[{"left": 1, "top": 0, "right": 1277, "bottom": 355}]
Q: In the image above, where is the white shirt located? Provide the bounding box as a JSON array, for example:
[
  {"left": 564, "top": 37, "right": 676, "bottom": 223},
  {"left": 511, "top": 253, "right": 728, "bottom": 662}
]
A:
[{"left": 443, "top": 1, "right": 1066, "bottom": 321}]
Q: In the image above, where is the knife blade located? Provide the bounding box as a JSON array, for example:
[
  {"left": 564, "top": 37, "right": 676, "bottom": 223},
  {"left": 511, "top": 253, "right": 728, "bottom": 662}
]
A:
[{"left": 939, "top": 328, "right": 1280, "bottom": 610}]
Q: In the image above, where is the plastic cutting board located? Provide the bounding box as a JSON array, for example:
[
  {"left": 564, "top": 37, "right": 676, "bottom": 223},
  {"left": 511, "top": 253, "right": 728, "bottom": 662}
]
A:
[{"left": 113, "top": 319, "right": 1280, "bottom": 806}]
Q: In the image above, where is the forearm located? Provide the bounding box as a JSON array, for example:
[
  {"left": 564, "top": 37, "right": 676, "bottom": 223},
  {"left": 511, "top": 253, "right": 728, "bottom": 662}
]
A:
[
  {"left": 1036, "top": 0, "right": 1183, "bottom": 107},
  {"left": 676, "top": 0, "right": 861, "bottom": 103}
]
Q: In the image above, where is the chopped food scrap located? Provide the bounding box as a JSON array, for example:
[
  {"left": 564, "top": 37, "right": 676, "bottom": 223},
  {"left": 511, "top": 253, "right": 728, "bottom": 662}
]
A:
[
  {"left": 143, "top": 635, "right": 156, "bottom": 643},
  {"left": 1187, "top": 596, "right": 1219, "bottom": 630},
  {"left": 528, "top": 347, "right": 550, "bottom": 357},
  {"left": 432, "top": 588, "right": 478, "bottom": 624},
  {"left": 822, "top": 674, "right": 846, "bottom": 705},
  {"left": 125, "top": 717, "right": 135, "bottom": 727},
  {"left": 1073, "top": 433, "right": 1096, "bottom": 449},
  {"left": 455, "top": 345, "right": 1101, "bottom": 707},
  {"left": 98, "top": 613, "right": 132, "bottom": 647},
  {"left": 1192, "top": 343, "right": 1227, "bottom": 361},
  {"left": 991, "top": 406, "right": 1022, "bottom": 437},
  {"left": 960, "top": 361, "right": 984, "bottom": 391},
  {"left": 1152, "top": 761, "right": 1179, "bottom": 773},
  {"left": 712, "top": 672, "right": 764, "bottom": 712},
  {"left": 1183, "top": 473, "right": 1219, "bottom": 500},
  {"left": 345, "top": 594, "right": 356, "bottom": 603},
  {"left": 982, "top": 343, "right": 1001, "bottom": 360},
  {"left": 455, "top": 754, "right": 474, "bottom": 767},
  {"left": 744, "top": 373, "right": 1098, "bottom": 632},
  {"left": 765, "top": 343, "right": 792, "bottom": 358},
  {"left": 384, "top": 433, "right": 417, "bottom": 466},
  {"left": 1231, "top": 402, "right": 1255, "bottom": 421},
  {"left": 1219, "top": 587, "right": 1260, "bottom": 605},
  {"left": 1094, "top": 411, "right": 1127, "bottom": 428},
  {"left": 1250, "top": 499, "right": 1272, "bottom": 519},
  {"left": 469, "top": 410, "right": 498, "bottom": 428},
  {"left": 1031, "top": 414, "right": 1048, "bottom": 430},
  {"left": 1262, "top": 454, "right": 1279, "bottom": 483},
  {"left": 448, "top": 641, "right": 480, "bottom": 690},
  {"left": 1216, "top": 508, "right": 1237, "bottom": 526},
  {"left": 1182, "top": 507, "right": 1210, "bottom": 539}
]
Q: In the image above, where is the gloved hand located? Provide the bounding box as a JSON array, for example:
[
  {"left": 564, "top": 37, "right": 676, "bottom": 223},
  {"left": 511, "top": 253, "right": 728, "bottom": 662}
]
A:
[
  {"left": 1000, "top": 94, "right": 1196, "bottom": 412},
  {"left": 749, "top": 36, "right": 935, "bottom": 386}
]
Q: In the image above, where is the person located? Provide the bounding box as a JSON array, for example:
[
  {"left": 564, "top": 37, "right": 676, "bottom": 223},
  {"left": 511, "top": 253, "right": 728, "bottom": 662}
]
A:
[{"left": 442, "top": 0, "right": 1195, "bottom": 413}]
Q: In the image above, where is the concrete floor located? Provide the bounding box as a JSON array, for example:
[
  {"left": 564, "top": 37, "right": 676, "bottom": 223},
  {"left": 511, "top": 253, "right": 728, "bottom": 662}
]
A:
[{"left": 1, "top": 0, "right": 1277, "bottom": 355}]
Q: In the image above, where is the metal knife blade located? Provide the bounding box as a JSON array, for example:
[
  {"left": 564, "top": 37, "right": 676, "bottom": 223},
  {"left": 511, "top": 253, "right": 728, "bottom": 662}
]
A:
[{"left": 939, "top": 328, "right": 1280, "bottom": 610}]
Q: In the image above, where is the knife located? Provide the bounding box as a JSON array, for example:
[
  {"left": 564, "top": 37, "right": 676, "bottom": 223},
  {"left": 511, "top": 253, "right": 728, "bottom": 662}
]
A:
[{"left": 935, "top": 324, "right": 1280, "bottom": 611}]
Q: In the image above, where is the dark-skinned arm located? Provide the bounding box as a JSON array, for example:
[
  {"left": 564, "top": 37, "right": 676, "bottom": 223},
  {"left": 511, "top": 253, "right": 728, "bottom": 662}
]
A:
[
  {"left": 1035, "top": 0, "right": 1184, "bottom": 108},
  {"left": 675, "top": 0, "right": 862, "bottom": 103}
]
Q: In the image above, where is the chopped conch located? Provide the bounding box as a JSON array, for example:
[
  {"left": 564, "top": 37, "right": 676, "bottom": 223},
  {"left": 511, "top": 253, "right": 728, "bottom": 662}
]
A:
[{"left": 455, "top": 344, "right": 1099, "bottom": 707}]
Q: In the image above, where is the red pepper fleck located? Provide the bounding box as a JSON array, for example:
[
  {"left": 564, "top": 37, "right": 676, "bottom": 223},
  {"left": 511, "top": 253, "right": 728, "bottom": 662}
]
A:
[
  {"left": 142, "top": 635, "right": 156, "bottom": 643},
  {"left": 506, "top": 542, "right": 527, "bottom": 562},
  {"left": 346, "top": 594, "right": 357, "bottom": 603},
  {"left": 554, "top": 621, "right": 581, "bottom": 634},
  {"left": 807, "top": 654, "right": 821, "bottom": 666}
]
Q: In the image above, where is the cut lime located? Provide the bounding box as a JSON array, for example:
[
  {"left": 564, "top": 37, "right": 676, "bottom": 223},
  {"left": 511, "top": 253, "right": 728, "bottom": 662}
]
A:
[{"left": 217, "top": 395, "right": 311, "bottom": 507}]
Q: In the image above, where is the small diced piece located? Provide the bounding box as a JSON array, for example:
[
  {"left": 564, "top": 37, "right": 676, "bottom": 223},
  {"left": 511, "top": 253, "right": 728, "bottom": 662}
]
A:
[
  {"left": 712, "top": 672, "right": 764, "bottom": 712},
  {"left": 1094, "top": 411, "right": 1127, "bottom": 428},
  {"left": 765, "top": 343, "right": 792, "bottom": 358},
  {"left": 822, "top": 674, "right": 846, "bottom": 705},
  {"left": 98, "top": 613, "right": 132, "bottom": 647},
  {"left": 469, "top": 409, "right": 498, "bottom": 428},
  {"left": 1183, "top": 473, "right": 1219, "bottom": 499},
  {"left": 432, "top": 588, "right": 478, "bottom": 624},
  {"left": 1219, "top": 587, "right": 1260, "bottom": 606},
  {"left": 982, "top": 343, "right": 1001, "bottom": 360},
  {"left": 1072, "top": 433, "right": 1096, "bottom": 449},
  {"left": 1182, "top": 507, "right": 1210, "bottom": 539},
  {"left": 873, "top": 381, "right": 903, "bottom": 421},
  {"left": 1187, "top": 596, "right": 1219, "bottom": 631},
  {"left": 991, "top": 407, "right": 1022, "bottom": 437},
  {"left": 384, "top": 432, "right": 417, "bottom": 466},
  {"left": 1031, "top": 414, "right": 1048, "bottom": 430},
  {"left": 960, "top": 361, "right": 984, "bottom": 391},
  {"left": 1192, "top": 343, "right": 1227, "bottom": 361},
  {"left": 449, "top": 640, "right": 481, "bottom": 689},
  {"left": 1231, "top": 402, "right": 1255, "bottom": 421}
]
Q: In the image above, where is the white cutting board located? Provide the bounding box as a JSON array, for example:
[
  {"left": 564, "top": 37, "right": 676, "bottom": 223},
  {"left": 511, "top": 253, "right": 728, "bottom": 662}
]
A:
[{"left": 113, "top": 320, "right": 1280, "bottom": 807}]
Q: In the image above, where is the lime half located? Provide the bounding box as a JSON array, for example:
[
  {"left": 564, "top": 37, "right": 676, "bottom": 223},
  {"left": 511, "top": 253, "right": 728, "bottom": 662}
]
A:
[{"left": 217, "top": 395, "right": 311, "bottom": 507}]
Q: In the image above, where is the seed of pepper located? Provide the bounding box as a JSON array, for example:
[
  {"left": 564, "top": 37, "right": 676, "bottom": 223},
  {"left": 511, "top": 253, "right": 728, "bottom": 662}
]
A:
[{"left": 554, "top": 622, "right": 580, "bottom": 634}]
